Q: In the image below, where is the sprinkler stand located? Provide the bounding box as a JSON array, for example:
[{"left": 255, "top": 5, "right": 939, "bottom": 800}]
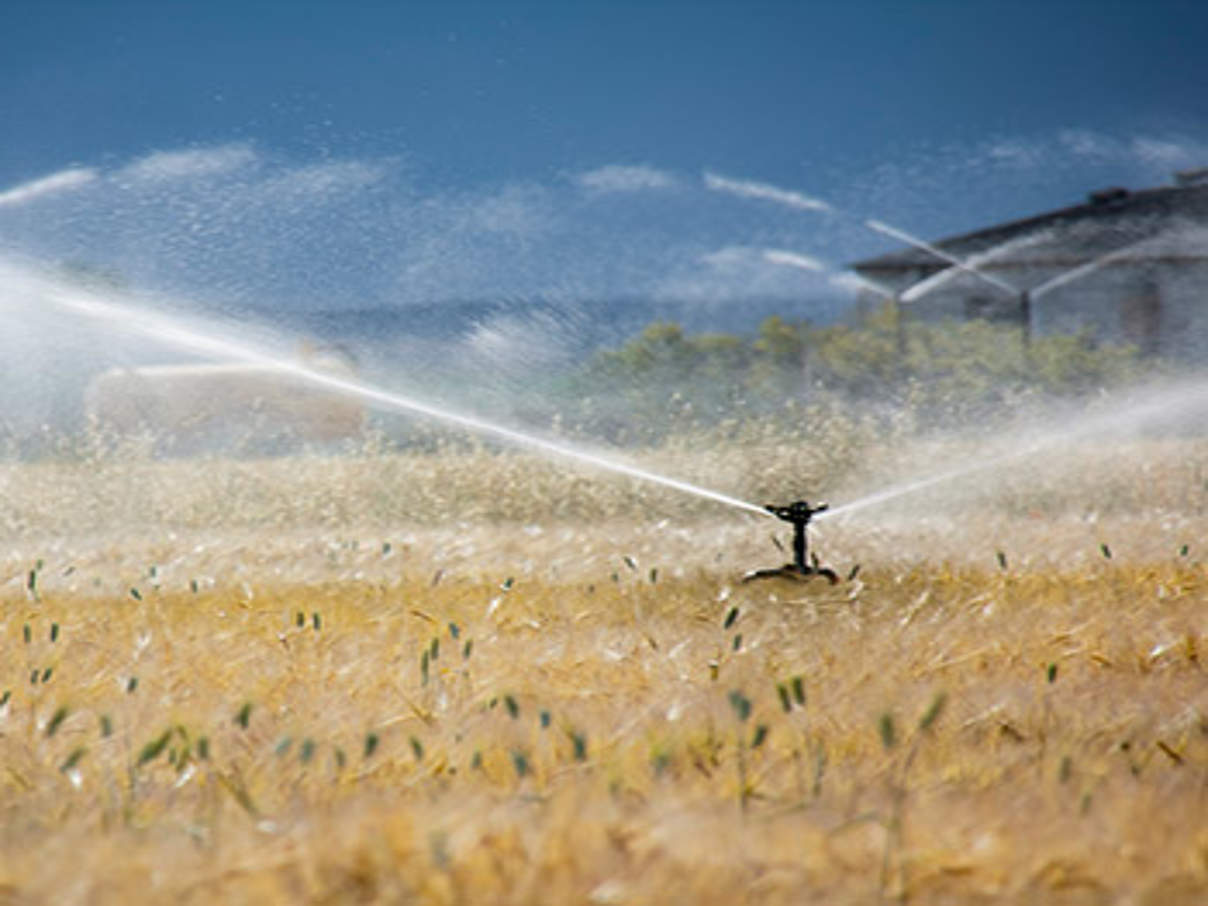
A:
[{"left": 743, "top": 500, "right": 839, "bottom": 584}]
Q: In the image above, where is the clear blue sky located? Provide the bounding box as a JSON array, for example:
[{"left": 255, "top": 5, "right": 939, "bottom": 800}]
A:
[{"left": 2, "top": 0, "right": 1206, "bottom": 312}]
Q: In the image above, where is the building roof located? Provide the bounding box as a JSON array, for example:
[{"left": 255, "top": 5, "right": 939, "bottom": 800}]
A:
[{"left": 850, "top": 174, "right": 1208, "bottom": 278}]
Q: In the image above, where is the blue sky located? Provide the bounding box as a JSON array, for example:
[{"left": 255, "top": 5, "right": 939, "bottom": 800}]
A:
[{"left": 2, "top": 1, "right": 1207, "bottom": 315}]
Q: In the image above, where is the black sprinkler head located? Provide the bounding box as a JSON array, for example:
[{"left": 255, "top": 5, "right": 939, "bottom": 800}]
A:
[
  {"left": 743, "top": 498, "right": 838, "bottom": 585},
  {"left": 764, "top": 500, "right": 828, "bottom": 525}
]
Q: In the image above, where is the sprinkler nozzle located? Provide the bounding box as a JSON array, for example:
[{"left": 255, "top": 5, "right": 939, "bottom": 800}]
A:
[{"left": 764, "top": 500, "right": 828, "bottom": 524}]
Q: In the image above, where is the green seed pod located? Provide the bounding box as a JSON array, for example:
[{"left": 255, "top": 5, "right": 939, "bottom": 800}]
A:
[
  {"left": 728, "top": 690, "right": 751, "bottom": 722},
  {"left": 235, "top": 702, "right": 252, "bottom": 728},
  {"left": 137, "top": 730, "right": 172, "bottom": 767},
  {"left": 46, "top": 706, "right": 69, "bottom": 737},
  {"left": 918, "top": 692, "right": 948, "bottom": 732},
  {"left": 878, "top": 713, "right": 896, "bottom": 750},
  {"left": 60, "top": 747, "right": 87, "bottom": 773},
  {"left": 776, "top": 683, "right": 792, "bottom": 713},
  {"left": 791, "top": 676, "right": 806, "bottom": 706},
  {"left": 511, "top": 750, "right": 529, "bottom": 778},
  {"left": 751, "top": 724, "right": 769, "bottom": 749}
]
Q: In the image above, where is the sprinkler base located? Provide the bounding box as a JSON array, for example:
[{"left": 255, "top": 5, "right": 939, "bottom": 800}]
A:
[{"left": 741, "top": 564, "right": 840, "bottom": 585}]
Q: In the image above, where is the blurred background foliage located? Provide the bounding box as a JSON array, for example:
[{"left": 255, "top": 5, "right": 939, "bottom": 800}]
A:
[{"left": 560, "top": 304, "right": 1150, "bottom": 444}]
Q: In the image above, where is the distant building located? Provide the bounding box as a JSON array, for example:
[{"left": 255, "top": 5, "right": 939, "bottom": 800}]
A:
[{"left": 850, "top": 170, "right": 1208, "bottom": 359}]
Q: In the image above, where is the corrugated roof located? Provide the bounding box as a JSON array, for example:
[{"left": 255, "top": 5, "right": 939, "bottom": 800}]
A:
[{"left": 850, "top": 180, "right": 1208, "bottom": 275}]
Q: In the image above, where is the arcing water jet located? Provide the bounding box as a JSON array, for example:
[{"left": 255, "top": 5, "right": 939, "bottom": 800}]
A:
[
  {"left": 898, "top": 230, "right": 1055, "bottom": 303},
  {"left": 1, "top": 257, "right": 769, "bottom": 518},
  {"left": 704, "top": 170, "right": 1023, "bottom": 301},
  {"left": 815, "top": 375, "right": 1208, "bottom": 523}
]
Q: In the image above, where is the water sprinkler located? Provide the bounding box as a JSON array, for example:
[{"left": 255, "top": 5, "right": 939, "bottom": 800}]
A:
[{"left": 743, "top": 500, "right": 839, "bottom": 584}]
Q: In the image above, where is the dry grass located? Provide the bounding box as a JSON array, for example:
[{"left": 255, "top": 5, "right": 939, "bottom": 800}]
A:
[{"left": 3, "top": 437, "right": 1208, "bottom": 904}]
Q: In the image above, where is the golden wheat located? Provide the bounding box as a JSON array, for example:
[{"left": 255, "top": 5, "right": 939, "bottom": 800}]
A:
[{"left": 2, "top": 437, "right": 1208, "bottom": 903}]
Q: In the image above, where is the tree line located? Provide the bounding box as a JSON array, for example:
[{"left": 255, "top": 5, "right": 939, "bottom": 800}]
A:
[{"left": 554, "top": 305, "right": 1147, "bottom": 442}]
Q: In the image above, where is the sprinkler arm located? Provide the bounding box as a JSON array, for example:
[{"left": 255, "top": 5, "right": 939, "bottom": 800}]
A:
[{"left": 764, "top": 500, "right": 828, "bottom": 523}]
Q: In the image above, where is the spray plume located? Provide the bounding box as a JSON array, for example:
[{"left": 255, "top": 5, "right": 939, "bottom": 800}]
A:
[
  {"left": 899, "top": 230, "right": 1054, "bottom": 303},
  {"left": 819, "top": 377, "right": 1208, "bottom": 520},
  {"left": 761, "top": 249, "right": 826, "bottom": 272},
  {"left": 702, "top": 172, "right": 833, "bottom": 213},
  {"left": 2, "top": 259, "right": 768, "bottom": 517},
  {"left": 705, "top": 170, "right": 1021, "bottom": 300}
]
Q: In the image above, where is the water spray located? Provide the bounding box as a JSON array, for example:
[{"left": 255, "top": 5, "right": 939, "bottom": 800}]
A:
[
  {"left": 708, "top": 171, "right": 1200, "bottom": 366},
  {"left": 19, "top": 238, "right": 1190, "bottom": 581},
  {"left": 701, "top": 173, "right": 1208, "bottom": 555},
  {"left": 2, "top": 259, "right": 769, "bottom": 518},
  {"left": 704, "top": 171, "right": 1023, "bottom": 302},
  {"left": 1028, "top": 234, "right": 1165, "bottom": 301},
  {"left": 862, "top": 218, "right": 1020, "bottom": 297},
  {"left": 898, "top": 230, "right": 1055, "bottom": 303},
  {"left": 1, "top": 260, "right": 869, "bottom": 584}
]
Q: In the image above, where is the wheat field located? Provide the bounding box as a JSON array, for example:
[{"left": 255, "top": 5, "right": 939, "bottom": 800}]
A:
[{"left": 2, "top": 434, "right": 1208, "bottom": 904}]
